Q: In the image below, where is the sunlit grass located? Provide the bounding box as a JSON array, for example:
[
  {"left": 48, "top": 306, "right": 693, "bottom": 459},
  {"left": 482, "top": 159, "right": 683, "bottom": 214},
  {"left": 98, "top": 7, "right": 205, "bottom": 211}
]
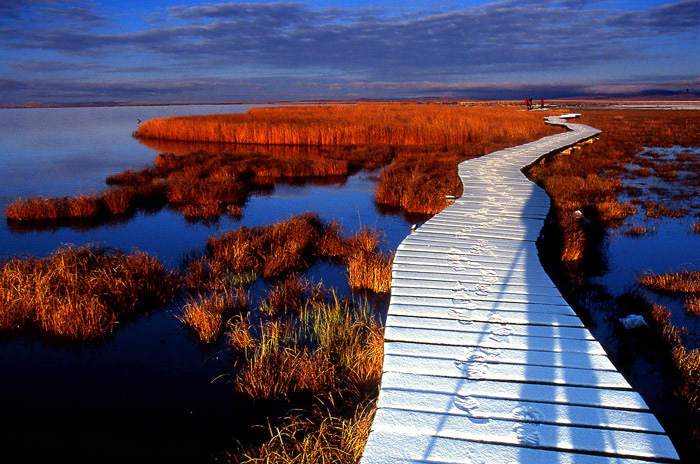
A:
[
  {"left": 0, "top": 244, "right": 178, "bottom": 340},
  {"left": 177, "top": 288, "right": 249, "bottom": 343},
  {"left": 135, "top": 104, "right": 558, "bottom": 147},
  {"left": 228, "top": 287, "right": 383, "bottom": 422},
  {"left": 638, "top": 270, "right": 700, "bottom": 296}
]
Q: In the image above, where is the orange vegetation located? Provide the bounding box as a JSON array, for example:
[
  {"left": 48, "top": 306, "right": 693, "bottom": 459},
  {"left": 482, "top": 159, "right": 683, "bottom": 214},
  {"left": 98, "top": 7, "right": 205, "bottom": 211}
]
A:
[
  {"left": 227, "top": 290, "right": 383, "bottom": 459},
  {"left": 0, "top": 244, "right": 178, "bottom": 340},
  {"left": 528, "top": 110, "right": 700, "bottom": 271},
  {"left": 179, "top": 215, "right": 393, "bottom": 344},
  {"left": 177, "top": 288, "right": 249, "bottom": 343},
  {"left": 638, "top": 270, "right": 700, "bottom": 296},
  {"left": 135, "top": 104, "right": 559, "bottom": 147},
  {"left": 7, "top": 104, "right": 560, "bottom": 221},
  {"left": 185, "top": 214, "right": 392, "bottom": 296}
]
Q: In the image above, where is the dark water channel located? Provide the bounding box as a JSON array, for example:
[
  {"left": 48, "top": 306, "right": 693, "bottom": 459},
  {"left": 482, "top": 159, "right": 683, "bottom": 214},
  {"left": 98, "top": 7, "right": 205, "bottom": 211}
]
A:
[{"left": 0, "top": 105, "right": 418, "bottom": 462}]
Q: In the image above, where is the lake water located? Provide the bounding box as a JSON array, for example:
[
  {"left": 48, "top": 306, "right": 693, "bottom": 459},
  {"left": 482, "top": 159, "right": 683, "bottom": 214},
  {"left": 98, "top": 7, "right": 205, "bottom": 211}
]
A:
[{"left": 0, "top": 105, "right": 417, "bottom": 462}]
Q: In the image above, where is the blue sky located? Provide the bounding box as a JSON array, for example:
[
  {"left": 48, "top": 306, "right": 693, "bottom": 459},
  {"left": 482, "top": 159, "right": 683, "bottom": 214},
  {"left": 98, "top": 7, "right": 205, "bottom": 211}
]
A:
[{"left": 1, "top": 0, "right": 698, "bottom": 105}]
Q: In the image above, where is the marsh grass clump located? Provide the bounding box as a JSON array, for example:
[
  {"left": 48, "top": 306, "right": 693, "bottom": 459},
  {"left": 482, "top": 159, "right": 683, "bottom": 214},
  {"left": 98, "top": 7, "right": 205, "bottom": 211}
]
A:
[
  {"left": 638, "top": 271, "right": 700, "bottom": 296},
  {"left": 231, "top": 291, "right": 383, "bottom": 402},
  {"left": 205, "top": 213, "right": 325, "bottom": 280},
  {"left": 375, "top": 158, "right": 463, "bottom": 214},
  {"left": 672, "top": 346, "right": 700, "bottom": 414},
  {"left": 177, "top": 288, "right": 249, "bottom": 343},
  {"left": 346, "top": 250, "right": 392, "bottom": 293},
  {"left": 185, "top": 215, "right": 394, "bottom": 296},
  {"left": 230, "top": 402, "right": 375, "bottom": 464},
  {"left": 638, "top": 270, "right": 700, "bottom": 319},
  {"left": 260, "top": 274, "right": 328, "bottom": 318},
  {"left": 134, "top": 104, "right": 560, "bottom": 147},
  {"left": 227, "top": 289, "right": 383, "bottom": 463},
  {"left": 0, "top": 244, "right": 178, "bottom": 340},
  {"left": 621, "top": 224, "right": 655, "bottom": 237}
]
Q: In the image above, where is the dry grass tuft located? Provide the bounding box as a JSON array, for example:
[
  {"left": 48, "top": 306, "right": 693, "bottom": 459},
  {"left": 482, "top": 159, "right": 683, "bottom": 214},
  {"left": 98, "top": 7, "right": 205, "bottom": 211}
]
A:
[
  {"left": 638, "top": 270, "right": 700, "bottom": 295},
  {"left": 227, "top": 290, "right": 384, "bottom": 463},
  {"left": 205, "top": 213, "right": 324, "bottom": 280},
  {"left": 232, "top": 294, "right": 383, "bottom": 401},
  {"left": 185, "top": 215, "right": 394, "bottom": 295},
  {"left": 0, "top": 244, "right": 178, "bottom": 340},
  {"left": 177, "top": 288, "right": 249, "bottom": 343},
  {"left": 672, "top": 346, "right": 700, "bottom": 414},
  {"left": 260, "top": 274, "right": 327, "bottom": 318},
  {"left": 686, "top": 297, "right": 700, "bottom": 316},
  {"left": 621, "top": 224, "right": 655, "bottom": 237},
  {"left": 230, "top": 401, "right": 376, "bottom": 464},
  {"left": 346, "top": 251, "right": 392, "bottom": 293}
]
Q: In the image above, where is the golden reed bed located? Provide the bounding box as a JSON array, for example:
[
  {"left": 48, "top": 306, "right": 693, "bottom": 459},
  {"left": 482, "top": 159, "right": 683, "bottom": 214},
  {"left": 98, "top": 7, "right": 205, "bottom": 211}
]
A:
[{"left": 134, "top": 104, "right": 554, "bottom": 146}]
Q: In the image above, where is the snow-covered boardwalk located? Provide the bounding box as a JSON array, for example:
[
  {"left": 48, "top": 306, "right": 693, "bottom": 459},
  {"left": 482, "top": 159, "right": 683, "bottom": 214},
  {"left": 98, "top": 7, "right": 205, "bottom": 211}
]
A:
[{"left": 361, "top": 115, "right": 680, "bottom": 463}]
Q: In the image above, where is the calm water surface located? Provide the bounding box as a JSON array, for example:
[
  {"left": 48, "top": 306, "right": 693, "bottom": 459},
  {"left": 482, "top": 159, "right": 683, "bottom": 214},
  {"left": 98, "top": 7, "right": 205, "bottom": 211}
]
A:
[{"left": 0, "top": 105, "right": 415, "bottom": 462}]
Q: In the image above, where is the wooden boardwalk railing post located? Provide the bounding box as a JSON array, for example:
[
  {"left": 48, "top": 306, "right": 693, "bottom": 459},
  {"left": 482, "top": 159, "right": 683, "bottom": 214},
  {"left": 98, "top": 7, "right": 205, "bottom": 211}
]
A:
[{"left": 360, "top": 115, "right": 680, "bottom": 463}]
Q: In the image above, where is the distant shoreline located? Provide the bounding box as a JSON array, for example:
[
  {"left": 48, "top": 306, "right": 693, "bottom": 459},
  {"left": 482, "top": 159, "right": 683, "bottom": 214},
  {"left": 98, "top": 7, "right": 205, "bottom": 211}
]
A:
[{"left": 2, "top": 98, "right": 699, "bottom": 110}]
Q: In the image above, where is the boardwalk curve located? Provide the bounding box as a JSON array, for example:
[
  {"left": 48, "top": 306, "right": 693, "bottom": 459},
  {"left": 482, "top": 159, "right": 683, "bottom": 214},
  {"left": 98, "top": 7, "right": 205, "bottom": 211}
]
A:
[{"left": 361, "top": 115, "right": 680, "bottom": 463}]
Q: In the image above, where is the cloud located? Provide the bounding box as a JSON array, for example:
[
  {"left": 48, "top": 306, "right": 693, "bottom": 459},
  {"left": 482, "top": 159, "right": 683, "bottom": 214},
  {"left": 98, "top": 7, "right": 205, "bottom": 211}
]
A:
[
  {"left": 606, "top": 0, "right": 700, "bottom": 32},
  {"left": 1, "top": 1, "right": 698, "bottom": 104},
  {"left": 3, "top": 74, "right": 697, "bottom": 107}
]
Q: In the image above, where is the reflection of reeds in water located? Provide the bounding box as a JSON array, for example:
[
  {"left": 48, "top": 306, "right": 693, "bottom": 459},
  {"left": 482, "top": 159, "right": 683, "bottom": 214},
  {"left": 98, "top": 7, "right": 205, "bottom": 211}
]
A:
[{"left": 0, "top": 244, "right": 178, "bottom": 340}]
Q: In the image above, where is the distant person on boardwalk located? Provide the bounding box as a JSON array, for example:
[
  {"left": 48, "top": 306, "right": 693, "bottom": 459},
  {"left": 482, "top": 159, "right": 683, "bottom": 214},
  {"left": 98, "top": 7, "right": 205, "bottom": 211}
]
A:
[
  {"left": 539, "top": 98, "right": 545, "bottom": 109},
  {"left": 525, "top": 98, "right": 532, "bottom": 110}
]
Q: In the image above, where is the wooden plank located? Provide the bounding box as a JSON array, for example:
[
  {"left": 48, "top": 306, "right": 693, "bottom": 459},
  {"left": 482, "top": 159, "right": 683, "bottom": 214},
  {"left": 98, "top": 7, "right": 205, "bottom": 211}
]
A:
[
  {"left": 391, "top": 269, "right": 557, "bottom": 289},
  {"left": 384, "top": 341, "right": 616, "bottom": 370},
  {"left": 384, "top": 326, "right": 607, "bottom": 355},
  {"left": 391, "top": 277, "right": 564, "bottom": 298},
  {"left": 381, "top": 353, "right": 629, "bottom": 388},
  {"left": 386, "top": 303, "right": 585, "bottom": 327},
  {"left": 376, "top": 388, "right": 664, "bottom": 433},
  {"left": 362, "top": 431, "right": 660, "bottom": 464},
  {"left": 370, "top": 409, "right": 678, "bottom": 460},
  {"left": 385, "top": 314, "right": 594, "bottom": 339},
  {"left": 390, "top": 286, "right": 570, "bottom": 306},
  {"left": 389, "top": 295, "right": 576, "bottom": 316},
  {"left": 379, "top": 372, "right": 650, "bottom": 411}
]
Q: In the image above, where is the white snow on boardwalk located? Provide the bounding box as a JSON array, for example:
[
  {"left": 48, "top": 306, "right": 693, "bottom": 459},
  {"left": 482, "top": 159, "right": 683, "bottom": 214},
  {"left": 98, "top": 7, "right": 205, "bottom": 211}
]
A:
[{"left": 361, "top": 115, "right": 680, "bottom": 463}]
